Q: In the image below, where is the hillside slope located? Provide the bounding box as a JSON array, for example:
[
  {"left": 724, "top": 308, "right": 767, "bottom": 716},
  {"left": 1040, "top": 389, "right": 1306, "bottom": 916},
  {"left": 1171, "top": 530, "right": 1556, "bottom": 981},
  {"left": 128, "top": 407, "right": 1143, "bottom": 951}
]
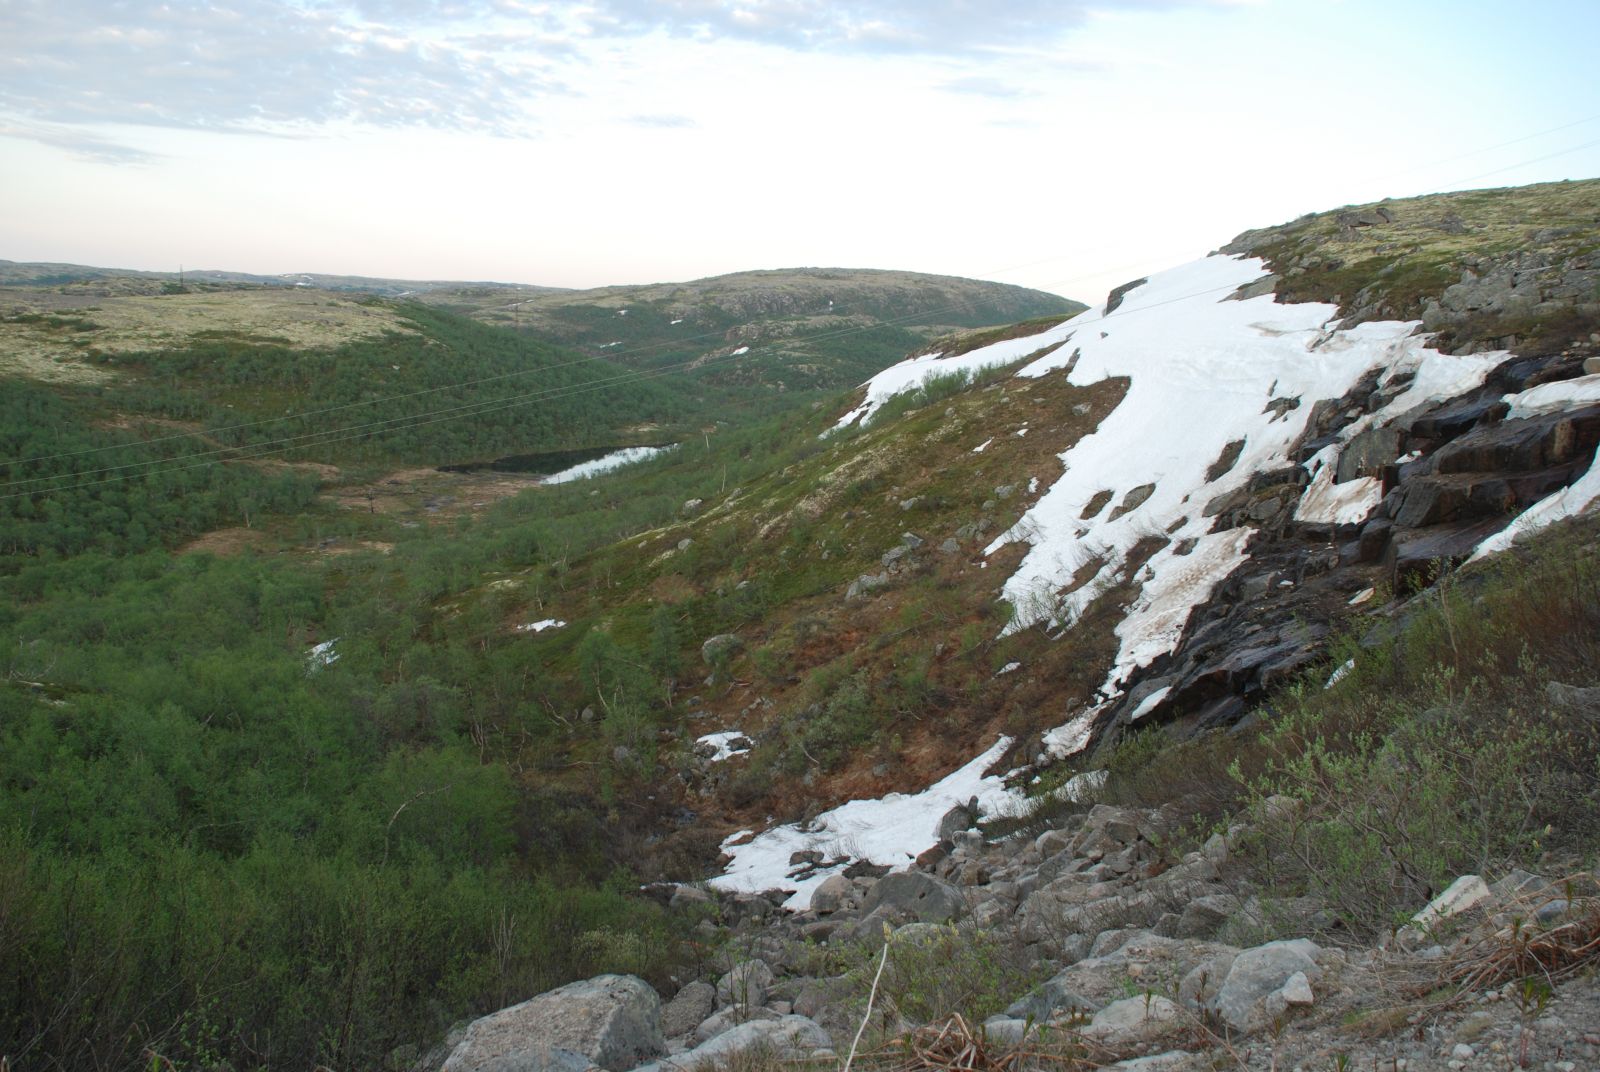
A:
[
  {"left": 479, "top": 178, "right": 1600, "bottom": 890},
  {"left": 441, "top": 267, "right": 1084, "bottom": 390},
  {"left": 4, "top": 179, "right": 1598, "bottom": 1072}
]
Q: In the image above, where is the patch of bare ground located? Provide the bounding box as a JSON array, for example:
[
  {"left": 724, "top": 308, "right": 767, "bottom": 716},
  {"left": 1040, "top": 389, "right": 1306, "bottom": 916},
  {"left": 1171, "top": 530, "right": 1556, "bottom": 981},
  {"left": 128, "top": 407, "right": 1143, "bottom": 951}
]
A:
[
  {"left": 0, "top": 287, "right": 417, "bottom": 385},
  {"left": 327, "top": 466, "right": 545, "bottom": 523},
  {"left": 179, "top": 527, "right": 272, "bottom": 556}
]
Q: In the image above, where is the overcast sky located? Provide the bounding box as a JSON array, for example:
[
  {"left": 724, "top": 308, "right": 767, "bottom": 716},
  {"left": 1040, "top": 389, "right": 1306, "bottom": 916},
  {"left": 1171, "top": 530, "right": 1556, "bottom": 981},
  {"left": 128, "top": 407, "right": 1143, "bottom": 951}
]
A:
[{"left": 3, "top": 0, "right": 1598, "bottom": 303}]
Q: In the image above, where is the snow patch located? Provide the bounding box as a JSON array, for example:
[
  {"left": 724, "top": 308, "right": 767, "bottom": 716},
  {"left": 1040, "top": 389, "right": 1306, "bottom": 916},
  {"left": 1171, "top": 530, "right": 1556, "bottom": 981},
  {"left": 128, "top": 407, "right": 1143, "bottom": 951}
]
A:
[
  {"left": 731, "top": 346, "right": 750, "bottom": 356},
  {"left": 1295, "top": 445, "right": 1382, "bottom": 526},
  {"left": 696, "top": 731, "right": 752, "bottom": 762},
  {"left": 306, "top": 639, "right": 339, "bottom": 669},
  {"left": 1504, "top": 374, "right": 1600, "bottom": 419},
  {"left": 1041, "top": 702, "right": 1107, "bottom": 759},
  {"left": 1128, "top": 686, "right": 1172, "bottom": 722},
  {"left": 543, "top": 445, "right": 675, "bottom": 485},
  {"left": 710, "top": 738, "right": 1018, "bottom": 910},
  {"left": 971, "top": 438, "right": 993, "bottom": 453},
  {"left": 516, "top": 619, "right": 566, "bottom": 633}
]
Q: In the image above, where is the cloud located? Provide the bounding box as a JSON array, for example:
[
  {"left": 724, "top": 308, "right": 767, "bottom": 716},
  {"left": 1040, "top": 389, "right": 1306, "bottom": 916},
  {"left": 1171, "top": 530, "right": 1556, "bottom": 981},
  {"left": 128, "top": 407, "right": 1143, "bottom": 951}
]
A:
[
  {"left": 588, "top": 0, "right": 1232, "bottom": 56},
  {"left": 937, "top": 77, "right": 1035, "bottom": 100},
  {"left": 626, "top": 113, "right": 698, "bottom": 128},
  {"left": 0, "top": 120, "right": 162, "bottom": 165},
  {"left": 0, "top": 0, "right": 1236, "bottom": 158},
  {"left": 0, "top": 0, "right": 570, "bottom": 139}
]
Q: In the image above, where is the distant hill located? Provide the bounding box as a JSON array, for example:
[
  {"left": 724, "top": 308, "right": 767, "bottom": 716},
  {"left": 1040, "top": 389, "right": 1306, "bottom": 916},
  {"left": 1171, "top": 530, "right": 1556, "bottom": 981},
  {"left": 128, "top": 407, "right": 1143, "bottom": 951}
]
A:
[
  {"left": 431, "top": 267, "right": 1085, "bottom": 390},
  {"left": 1, "top": 259, "right": 1082, "bottom": 391},
  {"left": 0, "top": 258, "right": 565, "bottom": 298}
]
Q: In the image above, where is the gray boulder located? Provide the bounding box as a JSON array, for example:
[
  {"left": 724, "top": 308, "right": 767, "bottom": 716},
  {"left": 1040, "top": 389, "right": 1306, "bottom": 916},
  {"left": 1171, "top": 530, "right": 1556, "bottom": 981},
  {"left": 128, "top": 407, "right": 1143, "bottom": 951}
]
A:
[
  {"left": 937, "top": 797, "right": 978, "bottom": 841},
  {"left": 1081, "top": 995, "right": 1183, "bottom": 1047},
  {"left": 859, "top": 872, "right": 966, "bottom": 924},
  {"left": 692, "top": 1007, "right": 779, "bottom": 1046},
  {"left": 700, "top": 634, "right": 742, "bottom": 666},
  {"left": 715, "top": 959, "right": 775, "bottom": 1010},
  {"left": 659, "top": 982, "right": 716, "bottom": 1039},
  {"left": 1207, "top": 939, "right": 1321, "bottom": 1034},
  {"left": 642, "top": 1016, "right": 832, "bottom": 1072},
  {"left": 1004, "top": 974, "right": 1100, "bottom": 1022},
  {"left": 441, "top": 974, "right": 665, "bottom": 1072},
  {"left": 809, "top": 873, "right": 856, "bottom": 915}
]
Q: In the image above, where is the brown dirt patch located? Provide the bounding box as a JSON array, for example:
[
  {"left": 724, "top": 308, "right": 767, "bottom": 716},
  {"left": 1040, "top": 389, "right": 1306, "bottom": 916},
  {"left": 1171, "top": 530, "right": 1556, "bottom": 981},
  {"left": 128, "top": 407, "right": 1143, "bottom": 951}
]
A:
[
  {"left": 179, "top": 527, "right": 271, "bottom": 556},
  {"left": 328, "top": 466, "right": 546, "bottom": 523}
]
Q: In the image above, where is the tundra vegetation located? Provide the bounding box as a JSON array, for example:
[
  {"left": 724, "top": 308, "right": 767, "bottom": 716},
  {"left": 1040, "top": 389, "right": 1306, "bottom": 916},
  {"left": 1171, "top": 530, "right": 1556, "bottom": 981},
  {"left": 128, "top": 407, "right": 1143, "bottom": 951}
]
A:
[{"left": 1, "top": 180, "right": 1598, "bottom": 1070}]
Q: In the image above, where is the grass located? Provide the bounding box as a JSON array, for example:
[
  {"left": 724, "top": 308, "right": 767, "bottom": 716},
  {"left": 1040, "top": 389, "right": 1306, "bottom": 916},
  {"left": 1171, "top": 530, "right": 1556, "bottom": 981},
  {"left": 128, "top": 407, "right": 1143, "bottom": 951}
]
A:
[
  {"left": 1043, "top": 511, "right": 1600, "bottom": 943},
  {"left": 1236, "top": 177, "right": 1600, "bottom": 334}
]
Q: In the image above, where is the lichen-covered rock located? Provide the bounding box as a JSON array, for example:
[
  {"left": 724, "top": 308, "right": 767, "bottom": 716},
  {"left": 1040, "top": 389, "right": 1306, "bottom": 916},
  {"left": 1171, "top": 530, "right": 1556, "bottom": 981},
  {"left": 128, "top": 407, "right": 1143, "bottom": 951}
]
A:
[{"left": 442, "top": 974, "right": 664, "bottom": 1072}]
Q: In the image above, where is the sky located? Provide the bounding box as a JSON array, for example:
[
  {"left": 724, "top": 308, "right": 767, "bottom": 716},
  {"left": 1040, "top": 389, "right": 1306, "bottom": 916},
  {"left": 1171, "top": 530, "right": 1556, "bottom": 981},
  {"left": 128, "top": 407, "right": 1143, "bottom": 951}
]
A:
[{"left": 2, "top": 0, "right": 1599, "bottom": 304}]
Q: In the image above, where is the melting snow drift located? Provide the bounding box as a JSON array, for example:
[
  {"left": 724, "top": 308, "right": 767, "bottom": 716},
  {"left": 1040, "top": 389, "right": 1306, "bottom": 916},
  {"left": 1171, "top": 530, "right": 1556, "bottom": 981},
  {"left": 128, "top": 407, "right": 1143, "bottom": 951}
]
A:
[
  {"left": 543, "top": 445, "right": 675, "bottom": 485},
  {"left": 711, "top": 738, "right": 1020, "bottom": 910},
  {"left": 714, "top": 252, "right": 1573, "bottom": 907}
]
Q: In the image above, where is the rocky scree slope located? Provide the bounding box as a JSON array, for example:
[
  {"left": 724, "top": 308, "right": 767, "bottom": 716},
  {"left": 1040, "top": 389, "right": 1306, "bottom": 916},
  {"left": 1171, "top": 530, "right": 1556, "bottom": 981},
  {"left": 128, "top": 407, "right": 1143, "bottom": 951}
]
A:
[{"left": 422, "top": 787, "right": 1600, "bottom": 1072}]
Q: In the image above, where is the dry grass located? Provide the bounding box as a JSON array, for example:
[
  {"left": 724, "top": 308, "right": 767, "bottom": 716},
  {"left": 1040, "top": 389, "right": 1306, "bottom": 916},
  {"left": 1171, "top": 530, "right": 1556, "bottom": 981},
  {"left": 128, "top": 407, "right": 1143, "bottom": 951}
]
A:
[
  {"left": 0, "top": 287, "right": 416, "bottom": 384},
  {"left": 1430, "top": 880, "right": 1600, "bottom": 996},
  {"left": 880, "top": 1015, "right": 1103, "bottom": 1072}
]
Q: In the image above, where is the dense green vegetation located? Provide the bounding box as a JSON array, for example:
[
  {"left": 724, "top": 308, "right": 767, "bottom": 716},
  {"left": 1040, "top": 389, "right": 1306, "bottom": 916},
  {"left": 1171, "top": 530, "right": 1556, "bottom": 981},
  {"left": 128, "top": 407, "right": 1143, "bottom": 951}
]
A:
[
  {"left": 0, "top": 330, "right": 860, "bottom": 1068},
  {"left": 91, "top": 303, "right": 692, "bottom": 465},
  {"left": 0, "top": 380, "right": 321, "bottom": 557}
]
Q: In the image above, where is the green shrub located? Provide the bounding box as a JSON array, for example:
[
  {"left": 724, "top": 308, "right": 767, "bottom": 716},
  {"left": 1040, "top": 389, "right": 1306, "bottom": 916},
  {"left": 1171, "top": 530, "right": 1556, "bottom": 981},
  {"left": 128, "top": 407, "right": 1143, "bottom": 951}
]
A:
[{"left": 837, "top": 923, "right": 1045, "bottom": 1035}]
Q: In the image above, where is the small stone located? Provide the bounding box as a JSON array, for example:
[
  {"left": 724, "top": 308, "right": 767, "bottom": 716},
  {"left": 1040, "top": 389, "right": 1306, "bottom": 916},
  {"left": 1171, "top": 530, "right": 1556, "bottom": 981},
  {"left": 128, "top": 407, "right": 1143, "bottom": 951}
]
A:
[
  {"left": 1451, "top": 1043, "right": 1475, "bottom": 1060},
  {"left": 1279, "top": 971, "right": 1314, "bottom": 1006}
]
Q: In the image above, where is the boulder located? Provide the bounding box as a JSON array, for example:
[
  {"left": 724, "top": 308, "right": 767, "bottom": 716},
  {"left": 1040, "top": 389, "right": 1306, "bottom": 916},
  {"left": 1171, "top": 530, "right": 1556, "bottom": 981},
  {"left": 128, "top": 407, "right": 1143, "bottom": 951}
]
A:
[
  {"left": 1080, "top": 995, "right": 1183, "bottom": 1047},
  {"left": 845, "top": 573, "right": 891, "bottom": 599},
  {"left": 1004, "top": 975, "right": 1101, "bottom": 1022},
  {"left": 1178, "top": 950, "right": 1237, "bottom": 1010},
  {"left": 715, "top": 959, "right": 775, "bottom": 1009},
  {"left": 937, "top": 797, "right": 978, "bottom": 841},
  {"left": 809, "top": 874, "right": 856, "bottom": 915},
  {"left": 1207, "top": 939, "right": 1321, "bottom": 1035},
  {"left": 659, "top": 982, "right": 716, "bottom": 1040},
  {"left": 691, "top": 1007, "right": 779, "bottom": 1046},
  {"left": 1174, "top": 894, "right": 1240, "bottom": 939},
  {"left": 642, "top": 1016, "right": 831, "bottom": 1072},
  {"left": 859, "top": 872, "right": 966, "bottom": 924},
  {"left": 980, "top": 1017, "right": 1036, "bottom": 1046},
  {"left": 442, "top": 974, "right": 665, "bottom": 1072},
  {"left": 700, "top": 634, "right": 742, "bottom": 666}
]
